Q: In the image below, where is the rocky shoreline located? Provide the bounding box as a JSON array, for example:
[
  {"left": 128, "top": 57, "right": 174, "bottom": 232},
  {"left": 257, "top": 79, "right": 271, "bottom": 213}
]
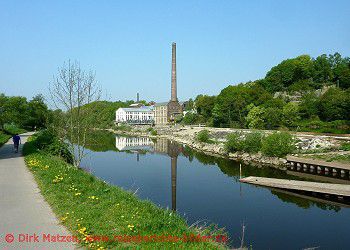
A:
[
  {"left": 108, "top": 127, "right": 290, "bottom": 169},
  {"left": 104, "top": 125, "right": 350, "bottom": 170}
]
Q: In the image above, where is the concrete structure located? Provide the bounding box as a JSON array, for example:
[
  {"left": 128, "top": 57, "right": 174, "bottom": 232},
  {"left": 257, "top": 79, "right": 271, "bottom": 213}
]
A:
[
  {"left": 115, "top": 106, "right": 154, "bottom": 125},
  {"left": 286, "top": 156, "right": 350, "bottom": 179},
  {"left": 154, "top": 42, "right": 183, "bottom": 125},
  {"left": 240, "top": 176, "right": 350, "bottom": 199}
]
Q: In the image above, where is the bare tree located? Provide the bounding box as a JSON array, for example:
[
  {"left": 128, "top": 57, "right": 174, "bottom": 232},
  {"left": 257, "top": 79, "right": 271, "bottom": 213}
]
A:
[{"left": 50, "top": 60, "right": 101, "bottom": 167}]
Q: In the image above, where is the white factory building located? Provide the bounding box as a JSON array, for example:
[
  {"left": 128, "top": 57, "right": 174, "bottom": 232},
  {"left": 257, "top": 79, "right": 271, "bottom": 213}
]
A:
[{"left": 115, "top": 106, "right": 154, "bottom": 125}]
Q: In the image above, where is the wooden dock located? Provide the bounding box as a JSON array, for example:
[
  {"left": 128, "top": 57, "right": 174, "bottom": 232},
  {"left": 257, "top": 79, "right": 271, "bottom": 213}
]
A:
[{"left": 240, "top": 176, "right": 350, "bottom": 197}]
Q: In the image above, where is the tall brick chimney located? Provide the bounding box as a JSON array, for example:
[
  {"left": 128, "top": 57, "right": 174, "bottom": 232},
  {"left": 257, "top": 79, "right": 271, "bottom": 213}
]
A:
[{"left": 171, "top": 42, "right": 177, "bottom": 102}]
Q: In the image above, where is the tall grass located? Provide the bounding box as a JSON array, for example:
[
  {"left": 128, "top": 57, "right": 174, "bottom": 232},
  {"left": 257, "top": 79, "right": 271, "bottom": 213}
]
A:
[{"left": 23, "top": 133, "right": 227, "bottom": 249}]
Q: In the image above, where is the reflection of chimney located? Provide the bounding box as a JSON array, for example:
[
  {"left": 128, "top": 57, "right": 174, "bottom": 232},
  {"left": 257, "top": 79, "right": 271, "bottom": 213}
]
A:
[
  {"left": 137, "top": 93, "right": 139, "bottom": 102},
  {"left": 171, "top": 42, "right": 177, "bottom": 102},
  {"left": 171, "top": 157, "right": 177, "bottom": 211}
]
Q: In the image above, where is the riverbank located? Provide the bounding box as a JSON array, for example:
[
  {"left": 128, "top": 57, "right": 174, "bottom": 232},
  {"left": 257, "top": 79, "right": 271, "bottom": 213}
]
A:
[
  {"left": 23, "top": 132, "right": 228, "bottom": 249},
  {"left": 109, "top": 125, "right": 350, "bottom": 169}
]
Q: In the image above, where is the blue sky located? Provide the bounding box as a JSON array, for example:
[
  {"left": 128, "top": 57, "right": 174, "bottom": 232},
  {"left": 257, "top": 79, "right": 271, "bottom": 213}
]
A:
[{"left": 0, "top": 0, "right": 349, "bottom": 103}]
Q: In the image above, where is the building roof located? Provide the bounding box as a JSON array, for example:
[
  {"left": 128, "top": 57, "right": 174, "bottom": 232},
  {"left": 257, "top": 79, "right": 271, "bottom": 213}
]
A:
[
  {"left": 154, "top": 102, "right": 169, "bottom": 107},
  {"left": 118, "top": 106, "right": 154, "bottom": 112},
  {"left": 154, "top": 101, "right": 185, "bottom": 107}
]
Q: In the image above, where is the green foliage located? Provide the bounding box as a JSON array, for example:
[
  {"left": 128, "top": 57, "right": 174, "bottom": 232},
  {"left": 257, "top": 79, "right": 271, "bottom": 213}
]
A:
[
  {"left": 213, "top": 83, "right": 272, "bottom": 127},
  {"left": 261, "top": 132, "right": 296, "bottom": 157},
  {"left": 115, "top": 124, "right": 132, "bottom": 131},
  {"left": 23, "top": 136, "right": 226, "bottom": 249},
  {"left": 32, "top": 130, "right": 73, "bottom": 164},
  {"left": 340, "top": 142, "right": 350, "bottom": 151},
  {"left": 3, "top": 124, "right": 27, "bottom": 135},
  {"left": 292, "top": 119, "right": 350, "bottom": 134},
  {"left": 246, "top": 105, "right": 265, "bottom": 129},
  {"left": 195, "top": 95, "right": 216, "bottom": 119},
  {"left": 0, "top": 93, "right": 50, "bottom": 130},
  {"left": 264, "top": 55, "right": 314, "bottom": 92},
  {"left": 318, "top": 88, "right": 350, "bottom": 121},
  {"left": 81, "top": 100, "right": 134, "bottom": 128},
  {"left": 196, "top": 129, "right": 210, "bottom": 143},
  {"left": 0, "top": 132, "right": 11, "bottom": 147},
  {"left": 224, "top": 132, "right": 244, "bottom": 152},
  {"left": 299, "top": 92, "right": 319, "bottom": 119},
  {"left": 225, "top": 132, "right": 263, "bottom": 153},
  {"left": 149, "top": 128, "right": 158, "bottom": 136},
  {"left": 243, "top": 132, "right": 264, "bottom": 153},
  {"left": 282, "top": 102, "right": 300, "bottom": 126},
  {"left": 182, "top": 112, "right": 201, "bottom": 125}
]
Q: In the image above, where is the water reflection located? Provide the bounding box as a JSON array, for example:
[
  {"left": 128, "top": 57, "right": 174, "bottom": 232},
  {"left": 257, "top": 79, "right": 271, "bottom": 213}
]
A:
[
  {"left": 80, "top": 132, "right": 350, "bottom": 249},
  {"left": 115, "top": 136, "right": 181, "bottom": 211},
  {"left": 111, "top": 135, "right": 346, "bottom": 212}
]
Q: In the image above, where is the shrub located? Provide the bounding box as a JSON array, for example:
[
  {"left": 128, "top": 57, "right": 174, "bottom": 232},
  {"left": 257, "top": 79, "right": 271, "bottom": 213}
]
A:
[
  {"left": 4, "top": 124, "right": 27, "bottom": 135},
  {"left": 224, "top": 132, "right": 244, "bottom": 152},
  {"left": 33, "top": 130, "right": 73, "bottom": 163},
  {"left": 196, "top": 129, "right": 210, "bottom": 143},
  {"left": 242, "top": 132, "right": 264, "bottom": 153},
  {"left": 340, "top": 142, "right": 350, "bottom": 151},
  {"left": 261, "top": 132, "right": 296, "bottom": 157}
]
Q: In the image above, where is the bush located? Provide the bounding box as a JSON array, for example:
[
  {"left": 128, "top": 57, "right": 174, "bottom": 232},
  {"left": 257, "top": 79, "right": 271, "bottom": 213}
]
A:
[
  {"left": 225, "top": 132, "right": 244, "bottom": 152},
  {"left": 196, "top": 129, "right": 210, "bottom": 143},
  {"left": 261, "top": 132, "right": 296, "bottom": 157},
  {"left": 4, "top": 124, "right": 27, "bottom": 135},
  {"left": 33, "top": 130, "right": 73, "bottom": 163},
  {"left": 242, "top": 132, "right": 264, "bottom": 153},
  {"left": 225, "top": 131, "right": 264, "bottom": 153},
  {"left": 340, "top": 142, "right": 350, "bottom": 151}
]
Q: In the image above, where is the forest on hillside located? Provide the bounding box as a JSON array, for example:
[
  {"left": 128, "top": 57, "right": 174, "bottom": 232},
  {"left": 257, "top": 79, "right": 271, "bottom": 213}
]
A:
[{"left": 184, "top": 52, "right": 350, "bottom": 133}]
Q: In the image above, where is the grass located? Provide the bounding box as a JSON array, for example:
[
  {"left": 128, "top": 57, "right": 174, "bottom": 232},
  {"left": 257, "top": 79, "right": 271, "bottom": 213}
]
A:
[
  {"left": 0, "top": 124, "right": 27, "bottom": 147},
  {"left": 299, "top": 153, "right": 350, "bottom": 164},
  {"left": 4, "top": 124, "right": 27, "bottom": 135},
  {"left": 23, "top": 134, "right": 227, "bottom": 249},
  {"left": 0, "top": 131, "right": 11, "bottom": 147},
  {"left": 196, "top": 130, "right": 215, "bottom": 144}
]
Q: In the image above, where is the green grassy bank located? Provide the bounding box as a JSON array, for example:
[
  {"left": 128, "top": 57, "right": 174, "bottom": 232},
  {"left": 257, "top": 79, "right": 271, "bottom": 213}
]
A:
[
  {"left": 0, "top": 132, "right": 11, "bottom": 147},
  {"left": 23, "top": 133, "right": 227, "bottom": 249},
  {"left": 0, "top": 124, "right": 27, "bottom": 147}
]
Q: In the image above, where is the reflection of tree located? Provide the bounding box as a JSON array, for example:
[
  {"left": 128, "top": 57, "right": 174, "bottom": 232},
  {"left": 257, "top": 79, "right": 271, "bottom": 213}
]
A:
[
  {"left": 77, "top": 130, "right": 118, "bottom": 152},
  {"left": 81, "top": 131, "right": 344, "bottom": 212},
  {"left": 271, "top": 190, "right": 341, "bottom": 212}
]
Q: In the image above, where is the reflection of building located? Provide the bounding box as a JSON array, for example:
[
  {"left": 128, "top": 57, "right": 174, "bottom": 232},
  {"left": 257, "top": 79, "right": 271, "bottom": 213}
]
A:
[
  {"left": 115, "top": 135, "right": 182, "bottom": 211},
  {"left": 171, "top": 156, "right": 177, "bottom": 211},
  {"left": 115, "top": 136, "right": 154, "bottom": 151},
  {"left": 154, "top": 43, "right": 183, "bottom": 125},
  {"left": 115, "top": 106, "right": 154, "bottom": 125}
]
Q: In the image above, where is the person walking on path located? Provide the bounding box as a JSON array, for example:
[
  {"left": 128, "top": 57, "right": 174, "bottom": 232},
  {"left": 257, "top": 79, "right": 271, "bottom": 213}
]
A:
[{"left": 12, "top": 134, "right": 21, "bottom": 153}]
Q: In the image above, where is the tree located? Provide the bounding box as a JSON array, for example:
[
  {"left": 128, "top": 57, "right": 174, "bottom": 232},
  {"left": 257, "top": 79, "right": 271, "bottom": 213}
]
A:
[
  {"left": 50, "top": 60, "right": 101, "bottom": 167},
  {"left": 313, "top": 54, "right": 333, "bottom": 83},
  {"left": 24, "top": 94, "right": 50, "bottom": 130},
  {"left": 318, "top": 88, "right": 350, "bottom": 121},
  {"left": 282, "top": 102, "right": 300, "bottom": 126},
  {"left": 246, "top": 105, "right": 265, "bottom": 129},
  {"left": 264, "top": 55, "right": 314, "bottom": 92},
  {"left": 298, "top": 92, "right": 319, "bottom": 119},
  {"left": 195, "top": 95, "right": 216, "bottom": 119}
]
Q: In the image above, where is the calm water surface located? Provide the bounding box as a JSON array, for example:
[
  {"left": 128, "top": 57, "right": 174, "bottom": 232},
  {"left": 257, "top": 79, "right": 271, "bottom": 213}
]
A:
[{"left": 80, "top": 132, "right": 350, "bottom": 250}]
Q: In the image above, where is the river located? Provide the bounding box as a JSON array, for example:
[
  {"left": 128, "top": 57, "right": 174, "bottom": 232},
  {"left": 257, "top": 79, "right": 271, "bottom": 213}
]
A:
[{"left": 79, "top": 131, "right": 350, "bottom": 249}]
